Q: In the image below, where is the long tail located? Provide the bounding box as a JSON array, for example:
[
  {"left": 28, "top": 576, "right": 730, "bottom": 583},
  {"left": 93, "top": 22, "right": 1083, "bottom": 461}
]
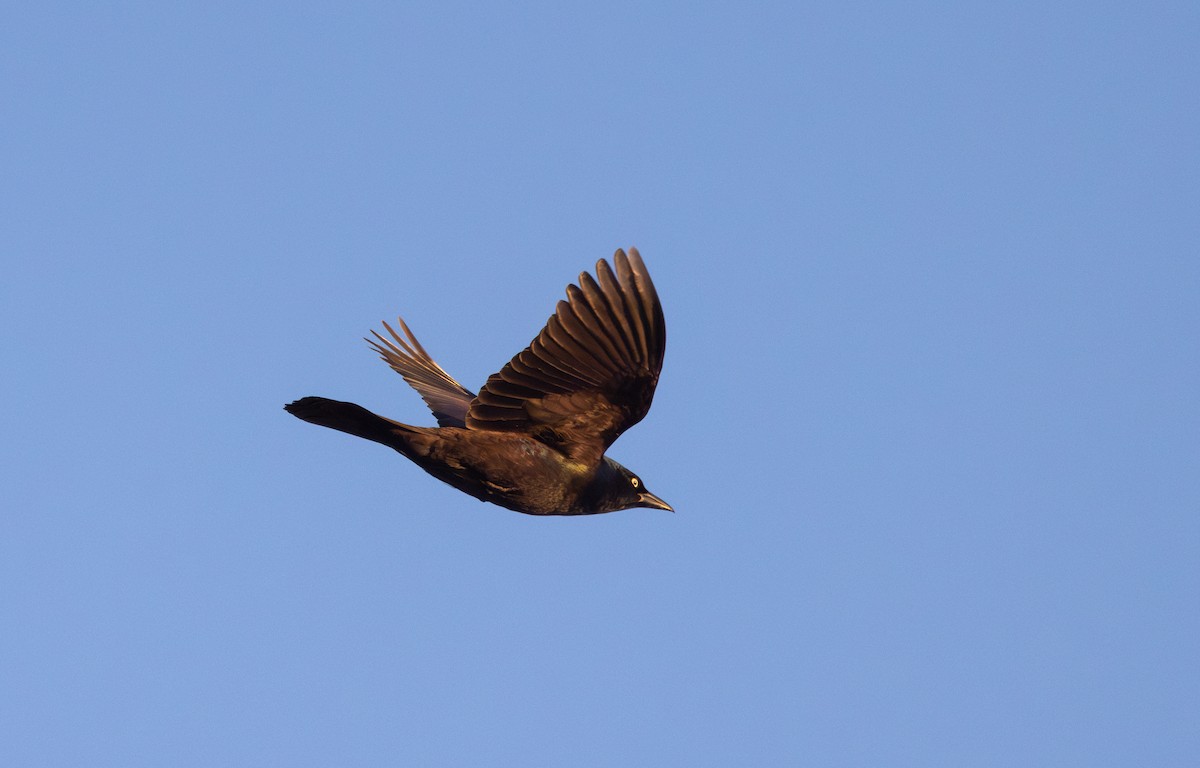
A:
[{"left": 284, "top": 396, "right": 413, "bottom": 450}]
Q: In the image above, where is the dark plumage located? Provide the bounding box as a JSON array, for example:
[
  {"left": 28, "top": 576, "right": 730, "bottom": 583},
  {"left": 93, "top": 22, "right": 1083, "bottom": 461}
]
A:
[{"left": 284, "top": 247, "right": 670, "bottom": 515}]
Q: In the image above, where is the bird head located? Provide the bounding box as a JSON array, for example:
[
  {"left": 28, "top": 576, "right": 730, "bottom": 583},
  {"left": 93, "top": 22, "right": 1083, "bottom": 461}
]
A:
[{"left": 584, "top": 458, "right": 673, "bottom": 513}]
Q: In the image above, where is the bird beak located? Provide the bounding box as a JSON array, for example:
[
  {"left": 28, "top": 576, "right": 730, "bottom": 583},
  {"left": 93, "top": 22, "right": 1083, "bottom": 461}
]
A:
[{"left": 638, "top": 491, "right": 674, "bottom": 512}]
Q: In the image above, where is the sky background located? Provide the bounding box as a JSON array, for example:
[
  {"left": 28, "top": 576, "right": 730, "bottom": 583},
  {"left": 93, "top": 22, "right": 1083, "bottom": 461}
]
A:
[{"left": 2, "top": 2, "right": 1198, "bottom": 766}]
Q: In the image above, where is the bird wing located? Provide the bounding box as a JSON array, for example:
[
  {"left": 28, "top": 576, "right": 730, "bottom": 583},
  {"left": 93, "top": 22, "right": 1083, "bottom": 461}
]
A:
[
  {"left": 367, "top": 318, "right": 476, "bottom": 428},
  {"left": 466, "top": 248, "right": 666, "bottom": 465}
]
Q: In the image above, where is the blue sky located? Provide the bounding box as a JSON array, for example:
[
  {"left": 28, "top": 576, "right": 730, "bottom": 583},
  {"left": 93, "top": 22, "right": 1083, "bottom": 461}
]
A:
[{"left": 3, "top": 2, "right": 1197, "bottom": 765}]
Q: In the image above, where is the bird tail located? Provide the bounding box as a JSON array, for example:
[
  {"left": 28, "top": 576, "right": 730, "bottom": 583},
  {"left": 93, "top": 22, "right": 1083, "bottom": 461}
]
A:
[{"left": 284, "top": 396, "right": 414, "bottom": 449}]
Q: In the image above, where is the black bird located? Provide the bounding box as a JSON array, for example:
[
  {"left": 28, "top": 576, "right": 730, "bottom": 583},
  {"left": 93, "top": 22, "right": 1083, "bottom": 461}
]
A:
[{"left": 284, "top": 247, "right": 671, "bottom": 515}]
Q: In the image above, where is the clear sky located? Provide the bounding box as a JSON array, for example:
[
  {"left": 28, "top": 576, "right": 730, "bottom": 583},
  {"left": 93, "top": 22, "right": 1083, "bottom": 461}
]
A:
[{"left": 3, "top": 2, "right": 1197, "bottom": 766}]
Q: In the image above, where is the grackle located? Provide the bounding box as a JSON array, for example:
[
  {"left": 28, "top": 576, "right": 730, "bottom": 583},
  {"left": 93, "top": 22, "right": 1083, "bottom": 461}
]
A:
[{"left": 285, "top": 247, "right": 671, "bottom": 515}]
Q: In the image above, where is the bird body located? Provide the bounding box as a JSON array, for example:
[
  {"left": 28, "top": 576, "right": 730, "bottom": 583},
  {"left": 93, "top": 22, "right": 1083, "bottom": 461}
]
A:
[{"left": 285, "top": 248, "right": 670, "bottom": 516}]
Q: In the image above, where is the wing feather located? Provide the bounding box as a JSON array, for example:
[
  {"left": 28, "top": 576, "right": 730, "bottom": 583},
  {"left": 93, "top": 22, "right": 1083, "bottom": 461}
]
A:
[
  {"left": 466, "top": 247, "right": 666, "bottom": 464},
  {"left": 366, "top": 318, "right": 475, "bottom": 427}
]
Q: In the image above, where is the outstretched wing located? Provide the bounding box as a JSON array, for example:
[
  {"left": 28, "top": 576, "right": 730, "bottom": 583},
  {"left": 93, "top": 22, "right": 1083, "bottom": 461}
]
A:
[
  {"left": 367, "top": 318, "right": 476, "bottom": 428},
  {"left": 466, "top": 247, "right": 666, "bottom": 464}
]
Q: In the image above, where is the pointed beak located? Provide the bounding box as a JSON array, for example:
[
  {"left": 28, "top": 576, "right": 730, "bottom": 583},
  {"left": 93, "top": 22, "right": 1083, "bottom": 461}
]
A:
[{"left": 637, "top": 491, "right": 674, "bottom": 512}]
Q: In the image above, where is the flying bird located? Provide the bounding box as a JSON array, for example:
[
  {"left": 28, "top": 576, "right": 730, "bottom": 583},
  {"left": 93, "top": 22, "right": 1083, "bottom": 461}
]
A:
[{"left": 284, "top": 247, "right": 671, "bottom": 515}]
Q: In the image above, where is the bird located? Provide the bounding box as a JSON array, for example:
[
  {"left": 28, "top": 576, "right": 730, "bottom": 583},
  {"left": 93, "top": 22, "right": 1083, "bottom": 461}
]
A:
[{"left": 284, "top": 247, "right": 671, "bottom": 516}]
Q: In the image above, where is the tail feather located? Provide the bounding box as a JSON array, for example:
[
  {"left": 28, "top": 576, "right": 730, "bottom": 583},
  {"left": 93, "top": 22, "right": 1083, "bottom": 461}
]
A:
[{"left": 284, "top": 396, "right": 411, "bottom": 449}]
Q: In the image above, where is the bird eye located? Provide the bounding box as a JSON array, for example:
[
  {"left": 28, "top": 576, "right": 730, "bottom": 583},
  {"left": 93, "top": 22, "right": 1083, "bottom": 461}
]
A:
[{"left": 631, "top": 477, "right": 640, "bottom": 488}]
